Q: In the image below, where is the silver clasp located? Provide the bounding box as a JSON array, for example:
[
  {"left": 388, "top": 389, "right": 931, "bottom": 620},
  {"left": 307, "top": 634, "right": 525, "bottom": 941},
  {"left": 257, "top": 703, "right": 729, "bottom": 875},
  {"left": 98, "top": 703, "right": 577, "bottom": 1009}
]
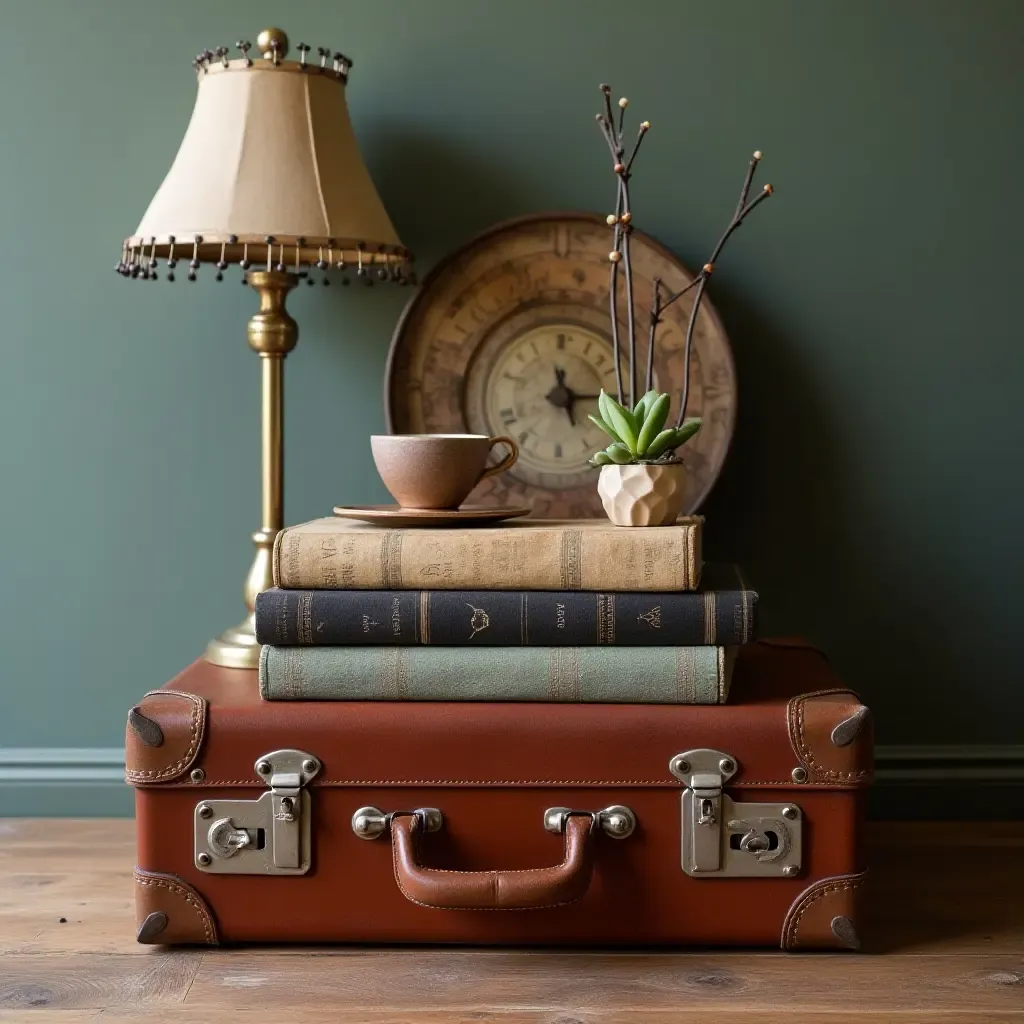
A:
[
  {"left": 194, "top": 749, "right": 320, "bottom": 875},
  {"left": 670, "top": 748, "right": 803, "bottom": 878}
]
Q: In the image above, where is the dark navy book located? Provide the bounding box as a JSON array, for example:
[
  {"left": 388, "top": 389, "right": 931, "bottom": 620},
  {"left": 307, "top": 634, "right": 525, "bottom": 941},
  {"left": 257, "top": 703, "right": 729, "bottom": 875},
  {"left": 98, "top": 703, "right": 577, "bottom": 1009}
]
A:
[{"left": 255, "top": 564, "right": 756, "bottom": 647}]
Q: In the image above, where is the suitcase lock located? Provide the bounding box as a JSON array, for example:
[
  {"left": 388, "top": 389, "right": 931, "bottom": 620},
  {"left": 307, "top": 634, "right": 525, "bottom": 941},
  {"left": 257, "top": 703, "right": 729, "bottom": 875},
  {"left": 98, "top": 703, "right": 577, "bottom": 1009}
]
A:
[
  {"left": 193, "top": 749, "right": 320, "bottom": 876},
  {"left": 670, "top": 748, "right": 803, "bottom": 879}
]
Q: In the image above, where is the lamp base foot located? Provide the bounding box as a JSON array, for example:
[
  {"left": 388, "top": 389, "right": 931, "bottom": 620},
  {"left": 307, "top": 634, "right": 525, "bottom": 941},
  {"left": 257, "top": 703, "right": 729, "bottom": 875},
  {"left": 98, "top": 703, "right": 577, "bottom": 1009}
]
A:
[{"left": 204, "top": 614, "right": 262, "bottom": 670}]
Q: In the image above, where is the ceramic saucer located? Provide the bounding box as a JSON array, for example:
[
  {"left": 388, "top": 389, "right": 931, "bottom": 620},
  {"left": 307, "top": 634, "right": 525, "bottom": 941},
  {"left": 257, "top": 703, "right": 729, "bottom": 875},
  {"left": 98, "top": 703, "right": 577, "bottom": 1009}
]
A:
[{"left": 332, "top": 504, "right": 531, "bottom": 528}]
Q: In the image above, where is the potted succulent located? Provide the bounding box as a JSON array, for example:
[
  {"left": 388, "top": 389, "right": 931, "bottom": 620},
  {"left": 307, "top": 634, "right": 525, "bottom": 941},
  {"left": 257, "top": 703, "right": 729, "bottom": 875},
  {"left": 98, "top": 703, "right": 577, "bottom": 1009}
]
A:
[
  {"left": 588, "top": 85, "right": 774, "bottom": 526},
  {"left": 589, "top": 389, "right": 701, "bottom": 526}
]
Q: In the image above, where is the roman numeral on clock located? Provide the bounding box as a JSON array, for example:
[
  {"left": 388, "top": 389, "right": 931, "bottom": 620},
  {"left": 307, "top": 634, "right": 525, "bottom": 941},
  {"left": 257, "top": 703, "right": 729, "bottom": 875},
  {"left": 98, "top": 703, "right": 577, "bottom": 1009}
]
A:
[
  {"left": 554, "top": 443, "right": 562, "bottom": 458},
  {"left": 500, "top": 407, "right": 516, "bottom": 424}
]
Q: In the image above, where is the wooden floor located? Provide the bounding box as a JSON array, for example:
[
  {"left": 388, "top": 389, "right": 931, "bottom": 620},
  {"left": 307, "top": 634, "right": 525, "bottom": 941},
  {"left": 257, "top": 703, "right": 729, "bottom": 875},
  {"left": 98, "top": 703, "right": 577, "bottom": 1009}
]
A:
[{"left": 0, "top": 821, "right": 1022, "bottom": 1022}]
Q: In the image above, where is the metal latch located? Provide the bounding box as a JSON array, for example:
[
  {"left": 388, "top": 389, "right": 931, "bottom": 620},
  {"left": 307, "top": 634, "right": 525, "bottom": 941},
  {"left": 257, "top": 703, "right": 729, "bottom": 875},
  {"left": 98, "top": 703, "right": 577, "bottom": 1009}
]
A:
[
  {"left": 194, "top": 749, "right": 320, "bottom": 875},
  {"left": 670, "top": 748, "right": 803, "bottom": 878}
]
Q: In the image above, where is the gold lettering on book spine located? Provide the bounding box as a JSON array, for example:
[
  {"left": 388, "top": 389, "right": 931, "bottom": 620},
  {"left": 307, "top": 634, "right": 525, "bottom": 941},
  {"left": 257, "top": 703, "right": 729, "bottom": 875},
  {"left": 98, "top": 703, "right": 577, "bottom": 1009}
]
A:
[
  {"left": 297, "top": 591, "right": 313, "bottom": 645},
  {"left": 736, "top": 563, "right": 751, "bottom": 643},
  {"left": 381, "top": 531, "right": 404, "bottom": 588},
  {"left": 703, "top": 592, "right": 716, "bottom": 645},
  {"left": 561, "top": 529, "right": 583, "bottom": 589},
  {"left": 597, "top": 594, "right": 615, "bottom": 644},
  {"left": 419, "top": 592, "right": 429, "bottom": 644}
]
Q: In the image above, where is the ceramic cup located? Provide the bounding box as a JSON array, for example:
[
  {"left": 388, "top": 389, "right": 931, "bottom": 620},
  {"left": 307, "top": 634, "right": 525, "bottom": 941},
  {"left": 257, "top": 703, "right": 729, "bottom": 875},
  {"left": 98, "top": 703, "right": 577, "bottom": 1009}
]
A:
[{"left": 370, "top": 434, "right": 519, "bottom": 510}]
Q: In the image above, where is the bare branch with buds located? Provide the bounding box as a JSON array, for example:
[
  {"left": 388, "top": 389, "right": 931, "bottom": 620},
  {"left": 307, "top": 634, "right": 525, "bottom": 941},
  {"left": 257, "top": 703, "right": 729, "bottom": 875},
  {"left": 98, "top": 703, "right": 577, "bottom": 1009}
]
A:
[{"left": 595, "top": 86, "right": 775, "bottom": 423}]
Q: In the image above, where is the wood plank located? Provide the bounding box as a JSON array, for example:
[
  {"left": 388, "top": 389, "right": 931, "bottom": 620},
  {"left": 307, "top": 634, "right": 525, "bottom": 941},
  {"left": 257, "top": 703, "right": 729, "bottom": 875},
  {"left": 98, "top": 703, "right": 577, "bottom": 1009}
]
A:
[
  {"left": 1, "top": 874, "right": 136, "bottom": 954},
  {"left": 0, "top": 821, "right": 137, "bottom": 954},
  {"left": 1, "top": 820, "right": 1024, "bottom": 957},
  {"left": 2, "top": 1014, "right": 1022, "bottom": 1024},
  {"left": 865, "top": 821, "right": 1024, "bottom": 953},
  {"left": 1, "top": 816, "right": 1023, "bottom": 1024},
  {"left": 0, "top": 953, "right": 200, "bottom": 1011},
  {"left": 186, "top": 951, "right": 1024, "bottom": 1013}
]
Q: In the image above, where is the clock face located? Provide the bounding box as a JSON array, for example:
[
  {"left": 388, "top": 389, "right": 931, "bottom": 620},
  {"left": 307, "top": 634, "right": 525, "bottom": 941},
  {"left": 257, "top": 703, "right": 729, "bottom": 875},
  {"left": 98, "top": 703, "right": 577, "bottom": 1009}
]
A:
[
  {"left": 386, "top": 213, "right": 736, "bottom": 519},
  {"left": 471, "top": 323, "right": 616, "bottom": 490}
]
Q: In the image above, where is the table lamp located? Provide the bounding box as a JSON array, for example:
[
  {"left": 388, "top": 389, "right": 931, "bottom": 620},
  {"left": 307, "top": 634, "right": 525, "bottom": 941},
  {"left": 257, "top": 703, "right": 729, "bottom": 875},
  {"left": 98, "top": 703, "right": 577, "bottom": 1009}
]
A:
[{"left": 117, "top": 28, "right": 411, "bottom": 669}]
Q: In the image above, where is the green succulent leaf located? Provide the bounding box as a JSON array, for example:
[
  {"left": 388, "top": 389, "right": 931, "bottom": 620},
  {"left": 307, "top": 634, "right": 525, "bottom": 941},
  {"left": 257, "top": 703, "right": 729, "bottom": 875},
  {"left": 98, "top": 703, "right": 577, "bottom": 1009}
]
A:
[
  {"left": 641, "top": 429, "right": 677, "bottom": 460},
  {"left": 605, "top": 442, "right": 634, "bottom": 464},
  {"left": 673, "top": 418, "right": 703, "bottom": 448},
  {"left": 587, "top": 413, "right": 621, "bottom": 444},
  {"left": 599, "top": 391, "right": 639, "bottom": 455},
  {"left": 590, "top": 450, "right": 613, "bottom": 466},
  {"left": 633, "top": 389, "right": 659, "bottom": 421},
  {"left": 636, "top": 393, "right": 670, "bottom": 455}
]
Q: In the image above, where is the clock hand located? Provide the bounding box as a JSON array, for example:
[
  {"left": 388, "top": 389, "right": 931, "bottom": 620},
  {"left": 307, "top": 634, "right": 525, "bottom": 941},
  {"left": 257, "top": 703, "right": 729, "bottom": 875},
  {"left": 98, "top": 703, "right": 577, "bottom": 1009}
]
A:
[{"left": 545, "top": 366, "right": 574, "bottom": 424}]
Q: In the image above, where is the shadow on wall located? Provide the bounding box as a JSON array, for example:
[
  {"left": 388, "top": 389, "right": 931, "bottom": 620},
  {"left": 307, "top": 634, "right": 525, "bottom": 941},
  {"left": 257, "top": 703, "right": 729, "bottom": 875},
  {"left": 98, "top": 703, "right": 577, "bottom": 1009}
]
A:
[
  {"left": 703, "top": 285, "right": 967, "bottom": 739},
  {"left": 366, "top": 121, "right": 551, "bottom": 267}
]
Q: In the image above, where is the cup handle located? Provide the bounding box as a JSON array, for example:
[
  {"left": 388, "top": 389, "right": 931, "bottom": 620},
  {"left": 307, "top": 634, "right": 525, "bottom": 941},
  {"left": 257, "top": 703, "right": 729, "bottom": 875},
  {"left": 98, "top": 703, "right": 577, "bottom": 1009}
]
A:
[{"left": 479, "top": 436, "right": 519, "bottom": 481}]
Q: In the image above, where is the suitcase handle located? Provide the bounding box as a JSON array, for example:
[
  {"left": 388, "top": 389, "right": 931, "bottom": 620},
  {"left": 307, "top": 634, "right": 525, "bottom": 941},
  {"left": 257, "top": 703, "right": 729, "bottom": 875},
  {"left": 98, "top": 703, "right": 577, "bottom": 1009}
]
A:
[{"left": 389, "top": 811, "right": 596, "bottom": 910}]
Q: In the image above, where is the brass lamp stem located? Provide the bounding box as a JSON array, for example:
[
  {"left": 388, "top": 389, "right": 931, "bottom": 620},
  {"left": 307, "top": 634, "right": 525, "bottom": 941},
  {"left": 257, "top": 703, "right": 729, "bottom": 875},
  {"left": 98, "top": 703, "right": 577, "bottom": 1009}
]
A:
[{"left": 205, "top": 270, "right": 299, "bottom": 669}]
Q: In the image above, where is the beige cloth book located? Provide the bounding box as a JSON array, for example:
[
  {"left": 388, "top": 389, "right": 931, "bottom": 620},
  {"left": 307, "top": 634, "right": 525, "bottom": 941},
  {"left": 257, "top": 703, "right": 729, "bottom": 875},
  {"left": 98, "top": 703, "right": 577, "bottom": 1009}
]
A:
[{"left": 273, "top": 517, "right": 703, "bottom": 592}]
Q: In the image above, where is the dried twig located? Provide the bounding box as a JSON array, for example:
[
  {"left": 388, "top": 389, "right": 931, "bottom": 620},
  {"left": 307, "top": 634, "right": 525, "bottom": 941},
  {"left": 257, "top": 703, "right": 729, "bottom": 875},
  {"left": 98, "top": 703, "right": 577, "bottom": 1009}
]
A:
[
  {"left": 735, "top": 150, "right": 762, "bottom": 218},
  {"left": 608, "top": 180, "right": 625, "bottom": 404},
  {"left": 620, "top": 180, "right": 637, "bottom": 408},
  {"left": 645, "top": 277, "right": 662, "bottom": 394},
  {"left": 675, "top": 174, "right": 774, "bottom": 427},
  {"left": 594, "top": 85, "right": 774, "bottom": 429},
  {"left": 625, "top": 121, "right": 649, "bottom": 174}
]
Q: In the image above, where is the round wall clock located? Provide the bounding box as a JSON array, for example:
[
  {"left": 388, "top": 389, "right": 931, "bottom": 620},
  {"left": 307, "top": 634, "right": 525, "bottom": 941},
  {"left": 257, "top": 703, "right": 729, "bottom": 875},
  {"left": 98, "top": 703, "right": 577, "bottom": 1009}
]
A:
[{"left": 384, "top": 212, "right": 736, "bottom": 518}]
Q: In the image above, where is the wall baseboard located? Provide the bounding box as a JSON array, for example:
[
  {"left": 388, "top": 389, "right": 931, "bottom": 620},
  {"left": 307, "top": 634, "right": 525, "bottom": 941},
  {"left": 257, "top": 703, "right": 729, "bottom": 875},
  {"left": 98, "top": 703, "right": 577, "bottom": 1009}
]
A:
[
  {"left": 1, "top": 745, "right": 1022, "bottom": 819},
  {"left": 0, "top": 748, "right": 132, "bottom": 817}
]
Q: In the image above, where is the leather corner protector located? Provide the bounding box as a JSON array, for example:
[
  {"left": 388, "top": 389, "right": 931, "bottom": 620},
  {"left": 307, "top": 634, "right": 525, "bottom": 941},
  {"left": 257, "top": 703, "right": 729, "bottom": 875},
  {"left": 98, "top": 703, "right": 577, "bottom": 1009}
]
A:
[
  {"left": 787, "top": 689, "right": 873, "bottom": 784},
  {"left": 781, "top": 870, "right": 867, "bottom": 951},
  {"left": 125, "top": 690, "right": 207, "bottom": 785},
  {"left": 134, "top": 868, "right": 218, "bottom": 945}
]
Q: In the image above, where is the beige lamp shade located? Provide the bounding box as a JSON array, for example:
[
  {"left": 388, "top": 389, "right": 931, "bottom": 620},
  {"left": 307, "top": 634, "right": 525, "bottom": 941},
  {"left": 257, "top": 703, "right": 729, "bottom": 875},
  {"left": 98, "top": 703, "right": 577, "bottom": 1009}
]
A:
[{"left": 121, "top": 41, "right": 408, "bottom": 276}]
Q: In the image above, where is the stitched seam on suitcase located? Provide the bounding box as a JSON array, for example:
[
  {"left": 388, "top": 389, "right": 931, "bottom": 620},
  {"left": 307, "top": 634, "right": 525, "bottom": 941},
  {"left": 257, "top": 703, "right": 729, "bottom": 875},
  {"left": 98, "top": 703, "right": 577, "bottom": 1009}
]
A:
[
  {"left": 790, "top": 690, "right": 872, "bottom": 782},
  {"left": 126, "top": 691, "right": 203, "bottom": 782},
  {"left": 785, "top": 873, "right": 865, "bottom": 947},
  {"left": 159, "top": 777, "right": 862, "bottom": 788},
  {"left": 135, "top": 871, "right": 215, "bottom": 943}
]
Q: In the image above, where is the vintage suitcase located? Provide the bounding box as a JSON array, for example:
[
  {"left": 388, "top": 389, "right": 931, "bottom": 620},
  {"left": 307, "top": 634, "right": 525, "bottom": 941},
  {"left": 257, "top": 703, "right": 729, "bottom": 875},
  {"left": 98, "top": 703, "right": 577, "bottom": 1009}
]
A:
[{"left": 126, "top": 639, "right": 872, "bottom": 950}]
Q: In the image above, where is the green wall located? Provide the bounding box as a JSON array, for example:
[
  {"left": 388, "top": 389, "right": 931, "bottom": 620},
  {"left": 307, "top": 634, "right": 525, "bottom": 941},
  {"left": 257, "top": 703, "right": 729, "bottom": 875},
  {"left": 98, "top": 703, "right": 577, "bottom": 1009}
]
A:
[{"left": 1, "top": 1, "right": 1022, "bottom": 811}]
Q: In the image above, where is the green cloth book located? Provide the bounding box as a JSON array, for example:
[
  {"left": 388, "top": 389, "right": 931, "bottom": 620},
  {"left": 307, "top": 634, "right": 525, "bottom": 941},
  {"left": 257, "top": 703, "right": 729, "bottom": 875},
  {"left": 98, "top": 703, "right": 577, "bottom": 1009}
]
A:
[{"left": 258, "top": 645, "right": 735, "bottom": 704}]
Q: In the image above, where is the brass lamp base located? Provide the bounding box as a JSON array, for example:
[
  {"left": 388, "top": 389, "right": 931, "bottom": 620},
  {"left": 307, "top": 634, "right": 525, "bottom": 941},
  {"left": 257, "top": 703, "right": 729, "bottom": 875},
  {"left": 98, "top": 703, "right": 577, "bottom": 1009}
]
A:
[
  {"left": 205, "top": 615, "right": 262, "bottom": 669},
  {"left": 203, "top": 271, "right": 298, "bottom": 670}
]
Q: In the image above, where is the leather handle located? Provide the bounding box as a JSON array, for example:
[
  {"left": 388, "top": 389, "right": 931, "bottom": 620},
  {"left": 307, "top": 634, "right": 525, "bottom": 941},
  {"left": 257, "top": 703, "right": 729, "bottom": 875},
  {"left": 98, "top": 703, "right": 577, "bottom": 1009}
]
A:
[
  {"left": 390, "top": 812, "right": 595, "bottom": 910},
  {"left": 478, "top": 435, "right": 519, "bottom": 482}
]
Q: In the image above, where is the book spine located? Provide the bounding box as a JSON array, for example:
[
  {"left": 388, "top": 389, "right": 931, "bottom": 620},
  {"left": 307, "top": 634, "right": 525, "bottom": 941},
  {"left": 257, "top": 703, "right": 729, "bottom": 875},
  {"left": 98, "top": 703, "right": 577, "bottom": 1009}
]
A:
[
  {"left": 255, "top": 588, "right": 757, "bottom": 646},
  {"left": 258, "top": 645, "right": 733, "bottom": 704},
  {"left": 273, "top": 522, "right": 701, "bottom": 592}
]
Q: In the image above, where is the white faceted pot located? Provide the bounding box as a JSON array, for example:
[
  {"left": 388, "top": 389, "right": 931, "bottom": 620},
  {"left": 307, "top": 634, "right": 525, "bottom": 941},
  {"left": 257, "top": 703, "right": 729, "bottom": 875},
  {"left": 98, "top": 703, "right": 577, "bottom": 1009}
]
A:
[{"left": 597, "top": 463, "right": 687, "bottom": 527}]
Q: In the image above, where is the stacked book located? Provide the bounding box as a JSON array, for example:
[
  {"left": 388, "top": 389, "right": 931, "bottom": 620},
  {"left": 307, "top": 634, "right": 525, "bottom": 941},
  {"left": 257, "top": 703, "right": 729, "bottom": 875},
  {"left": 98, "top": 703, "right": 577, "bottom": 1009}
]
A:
[{"left": 255, "top": 516, "right": 758, "bottom": 704}]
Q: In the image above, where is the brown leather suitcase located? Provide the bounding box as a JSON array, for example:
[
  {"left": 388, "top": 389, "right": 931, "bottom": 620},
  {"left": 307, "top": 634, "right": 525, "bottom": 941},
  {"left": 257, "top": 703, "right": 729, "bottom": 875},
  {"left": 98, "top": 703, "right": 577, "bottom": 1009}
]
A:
[{"left": 126, "top": 639, "right": 872, "bottom": 950}]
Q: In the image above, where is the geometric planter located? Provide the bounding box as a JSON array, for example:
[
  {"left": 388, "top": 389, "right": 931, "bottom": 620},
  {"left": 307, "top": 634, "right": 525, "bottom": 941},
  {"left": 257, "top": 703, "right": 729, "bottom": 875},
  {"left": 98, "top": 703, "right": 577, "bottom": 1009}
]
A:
[{"left": 597, "top": 462, "right": 688, "bottom": 527}]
